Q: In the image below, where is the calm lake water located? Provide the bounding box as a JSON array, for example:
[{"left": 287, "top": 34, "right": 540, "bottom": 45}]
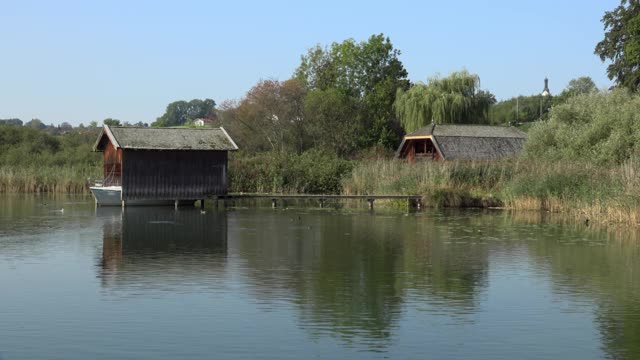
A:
[{"left": 1, "top": 195, "right": 640, "bottom": 359}]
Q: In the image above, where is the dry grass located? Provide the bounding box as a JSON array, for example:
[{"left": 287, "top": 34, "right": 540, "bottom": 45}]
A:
[
  {"left": 0, "top": 166, "right": 99, "bottom": 194},
  {"left": 342, "top": 158, "right": 640, "bottom": 226}
]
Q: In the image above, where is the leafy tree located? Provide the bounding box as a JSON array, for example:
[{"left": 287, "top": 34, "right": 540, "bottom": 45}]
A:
[
  {"left": 395, "top": 70, "right": 496, "bottom": 132},
  {"left": 566, "top": 76, "right": 598, "bottom": 95},
  {"left": 88, "top": 121, "right": 98, "bottom": 128},
  {"left": 59, "top": 122, "right": 73, "bottom": 132},
  {"left": 595, "top": 0, "right": 640, "bottom": 91},
  {"left": 24, "top": 119, "right": 46, "bottom": 129},
  {"left": 221, "top": 79, "right": 306, "bottom": 152},
  {"left": 103, "top": 118, "right": 121, "bottom": 127},
  {"left": 0, "top": 118, "right": 23, "bottom": 126},
  {"left": 304, "top": 89, "right": 361, "bottom": 156},
  {"left": 553, "top": 76, "right": 598, "bottom": 105},
  {"left": 295, "top": 34, "right": 409, "bottom": 148},
  {"left": 152, "top": 99, "right": 217, "bottom": 127}
]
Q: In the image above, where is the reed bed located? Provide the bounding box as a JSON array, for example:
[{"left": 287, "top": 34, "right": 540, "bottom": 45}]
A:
[
  {"left": 342, "top": 158, "right": 640, "bottom": 225},
  {"left": 0, "top": 165, "right": 100, "bottom": 194}
]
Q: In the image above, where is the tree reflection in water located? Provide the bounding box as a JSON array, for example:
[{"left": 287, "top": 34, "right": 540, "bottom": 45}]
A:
[
  {"left": 227, "top": 211, "right": 489, "bottom": 349},
  {"left": 95, "top": 207, "right": 640, "bottom": 357}
]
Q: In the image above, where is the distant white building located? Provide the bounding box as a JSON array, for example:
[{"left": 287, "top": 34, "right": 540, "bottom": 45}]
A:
[{"left": 194, "top": 118, "right": 214, "bottom": 127}]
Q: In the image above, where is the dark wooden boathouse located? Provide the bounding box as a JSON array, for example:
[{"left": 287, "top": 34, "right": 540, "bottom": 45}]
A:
[
  {"left": 93, "top": 125, "right": 238, "bottom": 204},
  {"left": 395, "top": 124, "right": 527, "bottom": 161}
]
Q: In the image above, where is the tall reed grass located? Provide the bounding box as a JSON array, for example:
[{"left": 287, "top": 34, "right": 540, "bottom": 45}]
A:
[
  {"left": 0, "top": 165, "right": 100, "bottom": 193},
  {"left": 342, "top": 158, "right": 640, "bottom": 225}
]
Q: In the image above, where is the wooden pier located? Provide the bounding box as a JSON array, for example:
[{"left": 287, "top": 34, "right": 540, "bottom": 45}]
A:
[{"left": 206, "top": 194, "right": 423, "bottom": 210}]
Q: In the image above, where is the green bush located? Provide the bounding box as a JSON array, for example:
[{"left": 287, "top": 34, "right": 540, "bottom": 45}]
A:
[
  {"left": 229, "top": 148, "right": 353, "bottom": 194},
  {"left": 0, "top": 125, "right": 101, "bottom": 192},
  {"left": 524, "top": 89, "right": 640, "bottom": 164}
]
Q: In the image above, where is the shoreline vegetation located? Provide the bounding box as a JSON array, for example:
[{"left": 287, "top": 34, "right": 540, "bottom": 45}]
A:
[
  {"left": 2, "top": 90, "right": 640, "bottom": 226},
  {"left": 2, "top": 152, "right": 639, "bottom": 226}
]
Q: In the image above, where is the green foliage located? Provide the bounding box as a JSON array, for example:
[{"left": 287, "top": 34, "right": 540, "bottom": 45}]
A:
[
  {"left": 505, "top": 162, "right": 611, "bottom": 202},
  {"left": 24, "top": 118, "right": 47, "bottom": 129},
  {"left": 304, "top": 89, "right": 361, "bottom": 156},
  {"left": 524, "top": 89, "right": 640, "bottom": 164},
  {"left": 103, "top": 118, "right": 121, "bottom": 126},
  {"left": 220, "top": 79, "right": 307, "bottom": 153},
  {"left": 152, "top": 99, "right": 217, "bottom": 127},
  {"left": 229, "top": 149, "right": 353, "bottom": 194},
  {"left": 0, "top": 118, "right": 23, "bottom": 126},
  {"left": 595, "top": 0, "right": 640, "bottom": 91},
  {"left": 553, "top": 77, "right": 598, "bottom": 105},
  {"left": 0, "top": 126, "right": 100, "bottom": 167},
  {"left": 341, "top": 159, "right": 508, "bottom": 207},
  {"left": 395, "top": 70, "right": 496, "bottom": 132},
  {"left": 295, "top": 33, "right": 409, "bottom": 148},
  {"left": 0, "top": 126, "right": 101, "bottom": 192},
  {"left": 342, "top": 158, "right": 640, "bottom": 219},
  {"left": 489, "top": 95, "right": 552, "bottom": 125}
]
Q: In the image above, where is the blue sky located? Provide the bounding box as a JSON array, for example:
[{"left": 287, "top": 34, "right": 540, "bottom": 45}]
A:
[{"left": 0, "top": 0, "right": 617, "bottom": 125}]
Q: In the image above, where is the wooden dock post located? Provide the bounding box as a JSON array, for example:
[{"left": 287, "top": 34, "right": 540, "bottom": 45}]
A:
[
  {"left": 214, "top": 194, "right": 422, "bottom": 210},
  {"left": 200, "top": 199, "right": 205, "bottom": 210}
]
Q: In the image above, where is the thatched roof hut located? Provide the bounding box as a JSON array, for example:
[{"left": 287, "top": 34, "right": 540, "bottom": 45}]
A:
[
  {"left": 93, "top": 126, "right": 238, "bottom": 203},
  {"left": 395, "top": 124, "right": 527, "bottom": 161}
]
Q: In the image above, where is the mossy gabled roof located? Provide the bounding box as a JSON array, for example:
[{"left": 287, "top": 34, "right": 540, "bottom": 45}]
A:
[
  {"left": 396, "top": 124, "right": 527, "bottom": 160},
  {"left": 93, "top": 126, "right": 239, "bottom": 151},
  {"left": 405, "top": 124, "right": 527, "bottom": 138}
]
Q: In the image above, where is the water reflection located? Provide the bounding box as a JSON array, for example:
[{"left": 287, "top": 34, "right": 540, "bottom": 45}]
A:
[
  {"left": 83, "top": 205, "right": 640, "bottom": 358},
  {"left": 525, "top": 227, "right": 640, "bottom": 359},
  {"left": 227, "top": 211, "right": 490, "bottom": 348},
  {"left": 97, "top": 207, "right": 228, "bottom": 293}
]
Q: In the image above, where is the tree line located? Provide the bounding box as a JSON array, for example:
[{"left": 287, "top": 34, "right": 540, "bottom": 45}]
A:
[{"left": 4, "top": 0, "right": 638, "bottom": 160}]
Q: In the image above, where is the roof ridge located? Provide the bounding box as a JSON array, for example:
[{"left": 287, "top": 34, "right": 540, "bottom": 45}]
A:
[{"left": 109, "top": 126, "right": 223, "bottom": 130}]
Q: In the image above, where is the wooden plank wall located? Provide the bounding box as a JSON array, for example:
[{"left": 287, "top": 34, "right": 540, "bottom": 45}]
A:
[
  {"left": 122, "top": 150, "right": 228, "bottom": 200},
  {"left": 103, "top": 142, "right": 123, "bottom": 186}
]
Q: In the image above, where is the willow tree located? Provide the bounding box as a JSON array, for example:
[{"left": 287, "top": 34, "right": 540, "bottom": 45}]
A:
[{"left": 394, "top": 70, "right": 495, "bottom": 132}]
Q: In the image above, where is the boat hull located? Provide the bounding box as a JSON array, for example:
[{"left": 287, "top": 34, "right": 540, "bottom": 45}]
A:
[{"left": 90, "top": 186, "right": 176, "bottom": 206}]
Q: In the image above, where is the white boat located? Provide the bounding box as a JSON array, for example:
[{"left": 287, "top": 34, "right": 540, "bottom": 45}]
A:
[
  {"left": 90, "top": 186, "right": 123, "bottom": 206},
  {"left": 90, "top": 185, "right": 176, "bottom": 206}
]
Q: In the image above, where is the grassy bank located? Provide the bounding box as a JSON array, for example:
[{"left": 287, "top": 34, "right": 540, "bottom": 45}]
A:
[{"left": 342, "top": 158, "right": 640, "bottom": 225}]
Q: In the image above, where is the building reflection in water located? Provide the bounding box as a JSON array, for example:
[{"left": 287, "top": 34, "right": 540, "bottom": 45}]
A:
[{"left": 97, "top": 207, "right": 228, "bottom": 293}]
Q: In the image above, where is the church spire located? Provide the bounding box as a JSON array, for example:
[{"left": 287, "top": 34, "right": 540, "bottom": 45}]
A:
[{"left": 541, "top": 77, "right": 551, "bottom": 97}]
